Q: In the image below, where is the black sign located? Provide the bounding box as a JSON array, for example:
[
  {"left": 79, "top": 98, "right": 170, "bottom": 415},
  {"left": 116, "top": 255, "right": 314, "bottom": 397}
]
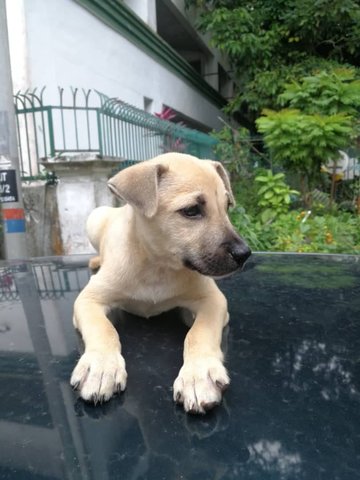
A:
[{"left": 0, "top": 169, "right": 19, "bottom": 203}]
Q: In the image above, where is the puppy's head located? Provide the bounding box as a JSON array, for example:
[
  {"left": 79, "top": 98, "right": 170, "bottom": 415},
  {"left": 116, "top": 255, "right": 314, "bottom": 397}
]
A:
[{"left": 108, "top": 153, "right": 251, "bottom": 277}]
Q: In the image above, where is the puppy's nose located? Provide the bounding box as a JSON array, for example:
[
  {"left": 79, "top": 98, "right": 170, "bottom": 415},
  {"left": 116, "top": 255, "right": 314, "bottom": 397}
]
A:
[{"left": 224, "top": 239, "right": 251, "bottom": 266}]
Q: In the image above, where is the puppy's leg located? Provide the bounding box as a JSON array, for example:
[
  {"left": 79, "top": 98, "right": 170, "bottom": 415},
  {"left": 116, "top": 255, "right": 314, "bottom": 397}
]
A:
[
  {"left": 70, "top": 280, "right": 127, "bottom": 403},
  {"left": 174, "top": 284, "right": 230, "bottom": 414}
]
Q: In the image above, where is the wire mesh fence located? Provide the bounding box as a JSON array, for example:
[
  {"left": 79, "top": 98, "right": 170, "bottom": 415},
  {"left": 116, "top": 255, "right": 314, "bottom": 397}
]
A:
[{"left": 14, "top": 87, "right": 218, "bottom": 179}]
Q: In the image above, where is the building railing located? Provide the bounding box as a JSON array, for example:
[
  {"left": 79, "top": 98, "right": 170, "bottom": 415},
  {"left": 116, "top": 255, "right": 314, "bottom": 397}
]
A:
[
  {"left": 14, "top": 87, "right": 218, "bottom": 179},
  {"left": 0, "top": 263, "right": 90, "bottom": 302}
]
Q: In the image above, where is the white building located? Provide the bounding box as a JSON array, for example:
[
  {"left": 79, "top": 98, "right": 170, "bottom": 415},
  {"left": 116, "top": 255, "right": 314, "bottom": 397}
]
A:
[
  {"left": 5, "top": 0, "right": 235, "bottom": 256},
  {"left": 6, "top": 0, "right": 233, "bottom": 132}
]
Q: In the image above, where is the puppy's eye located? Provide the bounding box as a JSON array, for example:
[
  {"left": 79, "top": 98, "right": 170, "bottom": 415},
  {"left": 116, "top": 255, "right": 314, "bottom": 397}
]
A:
[{"left": 179, "top": 205, "right": 202, "bottom": 218}]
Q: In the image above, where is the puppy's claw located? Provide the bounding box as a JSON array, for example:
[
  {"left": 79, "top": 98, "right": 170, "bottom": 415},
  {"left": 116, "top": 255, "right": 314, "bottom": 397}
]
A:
[
  {"left": 202, "top": 400, "right": 220, "bottom": 411},
  {"left": 187, "top": 403, "right": 202, "bottom": 415},
  {"left": 215, "top": 380, "right": 229, "bottom": 392},
  {"left": 71, "top": 381, "right": 80, "bottom": 391},
  {"left": 115, "top": 381, "right": 126, "bottom": 393},
  {"left": 175, "top": 391, "right": 183, "bottom": 404}
]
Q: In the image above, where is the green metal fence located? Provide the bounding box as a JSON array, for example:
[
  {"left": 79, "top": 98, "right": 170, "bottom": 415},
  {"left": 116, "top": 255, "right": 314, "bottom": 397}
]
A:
[
  {"left": 0, "top": 262, "right": 89, "bottom": 302},
  {"left": 14, "top": 87, "right": 218, "bottom": 179}
]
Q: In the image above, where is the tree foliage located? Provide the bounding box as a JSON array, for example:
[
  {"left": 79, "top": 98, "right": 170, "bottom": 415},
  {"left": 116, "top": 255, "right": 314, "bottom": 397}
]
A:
[
  {"left": 256, "top": 69, "right": 360, "bottom": 202},
  {"left": 257, "top": 109, "right": 354, "bottom": 196},
  {"left": 278, "top": 69, "right": 360, "bottom": 114},
  {"left": 187, "top": 0, "right": 360, "bottom": 129}
]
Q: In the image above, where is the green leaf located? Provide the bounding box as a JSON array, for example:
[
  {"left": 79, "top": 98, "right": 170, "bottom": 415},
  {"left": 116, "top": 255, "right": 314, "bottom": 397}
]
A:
[
  {"left": 255, "top": 176, "right": 269, "bottom": 182},
  {"left": 264, "top": 191, "right": 274, "bottom": 199},
  {"left": 261, "top": 209, "right": 276, "bottom": 224}
]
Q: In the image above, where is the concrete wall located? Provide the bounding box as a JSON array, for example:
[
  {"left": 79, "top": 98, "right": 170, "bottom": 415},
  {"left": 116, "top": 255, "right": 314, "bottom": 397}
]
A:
[
  {"left": 6, "top": 0, "right": 223, "bottom": 130},
  {"left": 23, "top": 158, "right": 119, "bottom": 257}
]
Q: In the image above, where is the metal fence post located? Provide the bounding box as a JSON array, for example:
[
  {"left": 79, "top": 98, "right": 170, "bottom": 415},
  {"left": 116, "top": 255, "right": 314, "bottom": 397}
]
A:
[
  {"left": 0, "top": 0, "right": 28, "bottom": 259},
  {"left": 46, "top": 107, "right": 56, "bottom": 157}
]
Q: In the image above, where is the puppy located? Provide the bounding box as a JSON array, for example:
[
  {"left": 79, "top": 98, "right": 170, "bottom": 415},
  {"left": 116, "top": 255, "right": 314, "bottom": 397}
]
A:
[{"left": 70, "top": 153, "right": 251, "bottom": 414}]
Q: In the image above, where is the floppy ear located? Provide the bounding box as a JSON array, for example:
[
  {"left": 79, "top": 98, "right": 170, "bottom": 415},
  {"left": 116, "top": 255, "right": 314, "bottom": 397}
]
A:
[
  {"left": 107, "top": 162, "right": 168, "bottom": 217},
  {"left": 211, "top": 161, "right": 235, "bottom": 207}
]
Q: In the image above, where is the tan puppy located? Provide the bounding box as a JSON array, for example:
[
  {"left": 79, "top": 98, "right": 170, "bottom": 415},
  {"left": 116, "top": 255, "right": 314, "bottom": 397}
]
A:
[{"left": 70, "top": 153, "right": 251, "bottom": 414}]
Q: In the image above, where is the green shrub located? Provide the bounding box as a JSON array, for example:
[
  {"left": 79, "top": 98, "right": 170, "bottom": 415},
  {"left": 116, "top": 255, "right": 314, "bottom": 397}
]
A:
[
  {"left": 272, "top": 211, "right": 360, "bottom": 254},
  {"left": 256, "top": 69, "right": 360, "bottom": 206},
  {"left": 255, "top": 170, "right": 299, "bottom": 221},
  {"left": 256, "top": 109, "right": 354, "bottom": 203},
  {"left": 231, "top": 207, "right": 360, "bottom": 254}
]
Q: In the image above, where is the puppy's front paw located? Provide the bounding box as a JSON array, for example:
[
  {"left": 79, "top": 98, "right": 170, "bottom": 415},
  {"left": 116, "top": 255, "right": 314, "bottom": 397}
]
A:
[
  {"left": 70, "top": 350, "right": 127, "bottom": 403},
  {"left": 173, "top": 356, "right": 230, "bottom": 414}
]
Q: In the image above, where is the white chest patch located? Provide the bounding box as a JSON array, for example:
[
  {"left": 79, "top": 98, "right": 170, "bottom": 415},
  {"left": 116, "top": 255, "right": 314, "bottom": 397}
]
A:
[{"left": 113, "top": 268, "right": 185, "bottom": 317}]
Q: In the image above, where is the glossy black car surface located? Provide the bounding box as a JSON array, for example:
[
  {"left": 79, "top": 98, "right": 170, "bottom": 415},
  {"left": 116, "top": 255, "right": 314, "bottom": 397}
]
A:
[{"left": 0, "top": 253, "right": 359, "bottom": 479}]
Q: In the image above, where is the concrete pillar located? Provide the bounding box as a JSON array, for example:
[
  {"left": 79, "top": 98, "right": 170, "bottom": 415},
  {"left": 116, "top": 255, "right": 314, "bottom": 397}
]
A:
[
  {"left": 41, "top": 159, "right": 120, "bottom": 255},
  {"left": 0, "top": 0, "right": 28, "bottom": 259}
]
